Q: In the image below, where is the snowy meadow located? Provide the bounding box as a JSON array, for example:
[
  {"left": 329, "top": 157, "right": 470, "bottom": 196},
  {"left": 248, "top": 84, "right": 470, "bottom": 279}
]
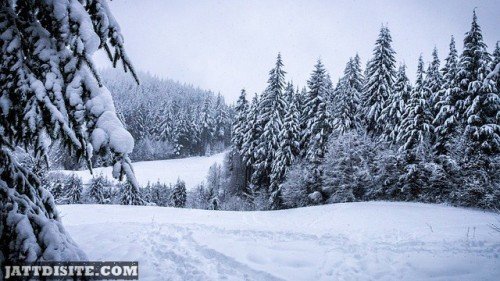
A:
[{"left": 1, "top": 0, "right": 499, "bottom": 280}]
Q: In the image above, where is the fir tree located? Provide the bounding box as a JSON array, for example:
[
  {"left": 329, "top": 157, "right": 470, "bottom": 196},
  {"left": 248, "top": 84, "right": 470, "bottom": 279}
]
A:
[
  {"left": 298, "top": 60, "right": 333, "bottom": 204},
  {"left": 119, "top": 181, "right": 145, "bottom": 205},
  {"left": 351, "top": 54, "right": 365, "bottom": 93},
  {"left": 458, "top": 11, "right": 497, "bottom": 155},
  {"left": 301, "top": 60, "right": 332, "bottom": 163},
  {"left": 333, "top": 57, "right": 363, "bottom": 134},
  {"left": 231, "top": 89, "right": 249, "bottom": 151},
  {"left": 439, "top": 11, "right": 492, "bottom": 139},
  {"left": 213, "top": 93, "right": 229, "bottom": 149},
  {"left": 64, "top": 174, "right": 84, "bottom": 204},
  {"left": 491, "top": 41, "right": 500, "bottom": 90},
  {"left": 434, "top": 36, "right": 460, "bottom": 154},
  {"left": 241, "top": 94, "right": 261, "bottom": 176},
  {"left": 252, "top": 54, "right": 287, "bottom": 190},
  {"left": 398, "top": 56, "right": 434, "bottom": 152},
  {"left": 200, "top": 96, "right": 215, "bottom": 155},
  {"left": 171, "top": 179, "right": 187, "bottom": 208},
  {"left": 361, "top": 26, "right": 397, "bottom": 136},
  {"left": 426, "top": 47, "right": 444, "bottom": 118},
  {"left": 0, "top": 0, "right": 138, "bottom": 263},
  {"left": 380, "top": 64, "right": 412, "bottom": 144},
  {"left": 269, "top": 83, "right": 301, "bottom": 208},
  {"left": 88, "top": 174, "right": 110, "bottom": 205}
]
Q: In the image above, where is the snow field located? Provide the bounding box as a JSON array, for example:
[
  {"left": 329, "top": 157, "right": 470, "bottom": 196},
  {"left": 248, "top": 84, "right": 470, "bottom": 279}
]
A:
[
  {"left": 58, "top": 202, "right": 500, "bottom": 280},
  {"left": 56, "top": 152, "right": 226, "bottom": 189}
]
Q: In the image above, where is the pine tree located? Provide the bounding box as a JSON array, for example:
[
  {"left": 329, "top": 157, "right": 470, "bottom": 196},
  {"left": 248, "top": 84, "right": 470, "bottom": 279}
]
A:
[
  {"left": 361, "top": 26, "right": 397, "bottom": 136},
  {"left": 64, "top": 174, "right": 84, "bottom": 204},
  {"left": 252, "top": 54, "right": 287, "bottom": 190},
  {"left": 269, "top": 83, "right": 300, "bottom": 208},
  {"left": 491, "top": 41, "right": 500, "bottom": 90},
  {"left": 301, "top": 60, "right": 332, "bottom": 163},
  {"left": 0, "top": 0, "right": 138, "bottom": 263},
  {"left": 426, "top": 47, "right": 444, "bottom": 118},
  {"left": 434, "top": 36, "right": 460, "bottom": 154},
  {"left": 297, "top": 60, "right": 333, "bottom": 204},
  {"left": 333, "top": 57, "right": 363, "bottom": 134},
  {"left": 170, "top": 179, "right": 187, "bottom": 208},
  {"left": 156, "top": 101, "right": 174, "bottom": 142},
  {"left": 451, "top": 11, "right": 497, "bottom": 156},
  {"left": 398, "top": 56, "right": 434, "bottom": 152},
  {"left": 213, "top": 93, "right": 228, "bottom": 150},
  {"left": 200, "top": 96, "right": 215, "bottom": 155},
  {"left": 231, "top": 89, "right": 249, "bottom": 151},
  {"left": 88, "top": 174, "right": 110, "bottom": 204},
  {"left": 324, "top": 73, "right": 335, "bottom": 113},
  {"left": 440, "top": 11, "right": 491, "bottom": 138},
  {"left": 380, "top": 64, "right": 412, "bottom": 144},
  {"left": 119, "top": 181, "right": 145, "bottom": 205},
  {"left": 241, "top": 94, "right": 260, "bottom": 166}
]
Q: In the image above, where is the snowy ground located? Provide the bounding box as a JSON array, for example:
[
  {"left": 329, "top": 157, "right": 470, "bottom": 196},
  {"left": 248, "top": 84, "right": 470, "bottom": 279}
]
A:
[
  {"left": 56, "top": 152, "right": 226, "bottom": 189},
  {"left": 58, "top": 202, "right": 500, "bottom": 281}
]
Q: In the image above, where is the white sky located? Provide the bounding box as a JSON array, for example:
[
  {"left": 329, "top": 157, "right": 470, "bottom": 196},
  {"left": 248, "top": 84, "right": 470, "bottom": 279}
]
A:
[{"left": 95, "top": 0, "right": 499, "bottom": 103}]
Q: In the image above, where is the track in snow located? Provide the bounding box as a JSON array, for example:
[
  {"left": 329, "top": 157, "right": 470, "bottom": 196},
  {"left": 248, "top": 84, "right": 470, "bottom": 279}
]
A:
[{"left": 58, "top": 202, "right": 500, "bottom": 280}]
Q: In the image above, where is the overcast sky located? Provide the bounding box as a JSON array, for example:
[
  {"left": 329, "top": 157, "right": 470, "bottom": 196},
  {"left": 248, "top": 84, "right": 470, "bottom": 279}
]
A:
[{"left": 95, "top": 0, "right": 499, "bottom": 103}]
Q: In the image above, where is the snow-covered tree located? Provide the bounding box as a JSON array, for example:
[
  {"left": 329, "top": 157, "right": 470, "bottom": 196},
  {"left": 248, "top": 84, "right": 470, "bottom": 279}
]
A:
[
  {"left": 380, "top": 64, "right": 412, "bottom": 144},
  {"left": 426, "top": 47, "right": 444, "bottom": 118},
  {"left": 252, "top": 53, "right": 287, "bottom": 190},
  {"left": 119, "top": 180, "right": 145, "bottom": 205},
  {"left": 361, "top": 26, "right": 397, "bottom": 136},
  {"left": 459, "top": 12, "right": 499, "bottom": 156},
  {"left": 241, "top": 94, "right": 261, "bottom": 173},
  {"left": 269, "top": 83, "right": 300, "bottom": 208},
  {"left": 332, "top": 57, "right": 363, "bottom": 134},
  {"left": 88, "top": 174, "right": 111, "bottom": 205},
  {"left": 492, "top": 41, "right": 500, "bottom": 90},
  {"left": 296, "top": 60, "right": 333, "bottom": 204},
  {"left": 321, "top": 131, "right": 378, "bottom": 203},
  {"left": 280, "top": 160, "right": 313, "bottom": 208},
  {"left": 398, "top": 56, "right": 434, "bottom": 153},
  {"left": 200, "top": 96, "right": 215, "bottom": 155},
  {"left": 207, "top": 163, "right": 223, "bottom": 210},
  {"left": 231, "top": 89, "right": 249, "bottom": 151},
  {"left": 213, "top": 93, "right": 229, "bottom": 150},
  {"left": 434, "top": 36, "right": 460, "bottom": 154},
  {"left": 149, "top": 181, "right": 172, "bottom": 207},
  {"left": 0, "top": 0, "right": 139, "bottom": 263},
  {"left": 301, "top": 60, "right": 333, "bottom": 163},
  {"left": 170, "top": 179, "right": 187, "bottom": 208},
  {"left": 64, "top": 174, "right": 84, "bottom": 204}
]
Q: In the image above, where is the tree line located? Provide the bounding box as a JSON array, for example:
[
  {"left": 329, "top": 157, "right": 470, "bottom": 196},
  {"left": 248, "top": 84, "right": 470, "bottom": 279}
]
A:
[
  {"left": 229, "top": 11, "right": 500, "bottom": 210},
  {"left": 49, "top": 70, "right": 234, "bottom": 169},
  {"left": 103, "top": 70, "right": 233, "bottom": 160}
]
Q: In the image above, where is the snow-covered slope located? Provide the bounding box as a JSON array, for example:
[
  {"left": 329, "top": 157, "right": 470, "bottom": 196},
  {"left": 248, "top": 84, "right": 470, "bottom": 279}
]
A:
[
  {"left": 56, "top": 152, "right": 226, "bottom": 189},
  {"left": 58, "top": 202, "right": 500, "bottom": 280}
]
